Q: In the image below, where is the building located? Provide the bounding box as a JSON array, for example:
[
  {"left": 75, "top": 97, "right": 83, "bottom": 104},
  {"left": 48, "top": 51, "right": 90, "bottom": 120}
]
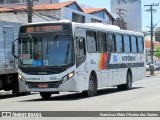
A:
[
  {"left": 0, "top": 1, "right": 114, "bottom": 24},
  {"left": 0, "top": 0, "right": 59, "bottom": 7},
  {"left": 145, "top": 39, "right": 160, "bottom": 63},
  {"left": 82, "top": 8, "right": 114, "bottom": 24},
  {"left": 111, "top": 0, "right": 142, "bottom": 32}
]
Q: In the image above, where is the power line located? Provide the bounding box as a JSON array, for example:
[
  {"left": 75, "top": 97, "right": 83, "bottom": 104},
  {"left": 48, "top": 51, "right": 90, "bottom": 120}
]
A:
[{"left": 33, "top": 12, "right": 50, "bottom": 21}]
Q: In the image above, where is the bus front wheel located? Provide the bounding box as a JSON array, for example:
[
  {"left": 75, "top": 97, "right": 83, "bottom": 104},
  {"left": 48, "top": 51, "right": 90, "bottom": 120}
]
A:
[
  {"left": 40, "top": 92, "right": 52, "bottom": 100},
  {"left": 83, "top": 75, "right": 97, "bottom": 97}
]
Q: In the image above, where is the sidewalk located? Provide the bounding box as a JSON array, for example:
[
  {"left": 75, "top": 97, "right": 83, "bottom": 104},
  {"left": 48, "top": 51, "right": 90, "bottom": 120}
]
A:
[{"left": 146, "top": 70, "right": 160, "bottom": 77}]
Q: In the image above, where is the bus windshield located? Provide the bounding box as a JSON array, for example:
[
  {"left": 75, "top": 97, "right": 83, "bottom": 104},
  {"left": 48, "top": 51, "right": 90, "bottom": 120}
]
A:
[{"left": 19, "top": 34, "right": 74, "bottom": 67}]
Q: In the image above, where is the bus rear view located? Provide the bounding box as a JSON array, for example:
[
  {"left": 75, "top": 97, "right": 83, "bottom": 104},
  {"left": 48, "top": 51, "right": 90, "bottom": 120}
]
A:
[{"left": 12, "top": 22, "right": 76, "bottom": 99}]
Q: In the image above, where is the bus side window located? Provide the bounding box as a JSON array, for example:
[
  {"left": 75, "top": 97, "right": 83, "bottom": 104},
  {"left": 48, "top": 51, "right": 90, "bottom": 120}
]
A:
[
  {"left": 76, "top": 37, "right": 86, "bottom": 57},
  {"left": 131, "top": 36, "right": 137, "bottom": 53},
  {"left": 86, "top": 31, "right": 97, "bottom": 53},
  {"left": 107, "top": 33, "right": 116, "bottom": 53},
  {"left": 116, "top": 34, "right": 123, "bottom": 53},
  {"left": 98, "top": 32, "right": 107, "bottom": 53},
  {"left": 76, "top": 37, "right": 86, "bottom": 67},
  {"left": 137, "top": 36, "right": 144, "bottom": 53},
  {"left": 123, "top": 35, "right": 131, "bottom": 53}
]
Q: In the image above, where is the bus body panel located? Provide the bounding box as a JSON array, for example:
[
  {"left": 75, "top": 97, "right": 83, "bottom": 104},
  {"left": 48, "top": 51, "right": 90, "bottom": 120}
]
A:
[{"left": 15, "top": 21, "right": 145, "bottom": 94}]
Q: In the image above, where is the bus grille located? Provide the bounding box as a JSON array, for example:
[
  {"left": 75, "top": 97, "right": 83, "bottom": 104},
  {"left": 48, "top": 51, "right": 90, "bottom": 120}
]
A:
[{"left": 26, "top": 81, "right": 61, "bottom": 88}]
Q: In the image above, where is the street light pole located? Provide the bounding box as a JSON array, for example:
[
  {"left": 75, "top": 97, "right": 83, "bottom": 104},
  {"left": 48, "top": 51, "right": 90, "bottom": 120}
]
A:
[{"left": 144, "top": 3, "right": 159, "bottom": 75}]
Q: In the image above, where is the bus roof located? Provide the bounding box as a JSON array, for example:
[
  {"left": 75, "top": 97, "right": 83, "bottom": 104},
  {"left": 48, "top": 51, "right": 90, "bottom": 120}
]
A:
[
  {"left": 71, "top": 22, "right": 144, "bottom": 36},
  {"left": 21, "top": 20, "right": 144, "bottom": 36}
]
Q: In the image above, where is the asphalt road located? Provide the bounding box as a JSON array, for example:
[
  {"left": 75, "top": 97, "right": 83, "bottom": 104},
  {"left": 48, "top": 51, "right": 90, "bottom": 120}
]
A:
[{"left": 0, "top": 75, "right": 160, "bottom": 120}]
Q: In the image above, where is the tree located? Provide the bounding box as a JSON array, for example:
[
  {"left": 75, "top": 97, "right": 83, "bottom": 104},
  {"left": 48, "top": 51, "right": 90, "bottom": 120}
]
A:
[{"left": 154, "top": 46, "right": 160, "bottom": 58}]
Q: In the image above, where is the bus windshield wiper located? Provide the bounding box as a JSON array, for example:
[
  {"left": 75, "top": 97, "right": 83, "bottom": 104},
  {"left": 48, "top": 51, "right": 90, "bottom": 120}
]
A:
[
  {"left": 47, "top": 33, "right": 60, "bottom": 49},
  {"left": 53, "top": 33, "right": 59, "bottom": 40}
]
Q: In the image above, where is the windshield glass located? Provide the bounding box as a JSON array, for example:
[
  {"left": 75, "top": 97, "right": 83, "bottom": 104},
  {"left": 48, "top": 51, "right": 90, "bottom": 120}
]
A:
[{"left": 18, "top": 34, "right": 74, "bottom": 67}]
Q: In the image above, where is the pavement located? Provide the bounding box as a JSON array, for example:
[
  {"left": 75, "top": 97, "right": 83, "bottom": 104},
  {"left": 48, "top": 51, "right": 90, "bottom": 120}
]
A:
[{"left": 146, "top": 70, "right": 160, "bottom": 77}]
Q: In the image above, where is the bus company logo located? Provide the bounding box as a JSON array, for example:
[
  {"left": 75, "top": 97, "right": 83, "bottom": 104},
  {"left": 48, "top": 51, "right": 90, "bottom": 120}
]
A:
[
  {"left": 2, "top": 112, "right": 11, "bottom": 117},
  {"left": 113, "top": 55, "right": 117, "bottom": 62},
  {"left": 50, "top": 77, "right": 57, "bottom": 80},
  {"left": 122, "top": 55, "right": 136, "bottom": 61},
  {"left": 26, "top": 78, "right": 40, "bottom": 80}
]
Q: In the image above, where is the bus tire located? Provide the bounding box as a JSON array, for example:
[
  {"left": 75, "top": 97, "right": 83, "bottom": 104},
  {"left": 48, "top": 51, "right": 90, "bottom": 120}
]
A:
[
  {"left": 40, "top": 92, "right": 52, "bottom": 100},
  {"left": 83, "top": 75, "right": 97, "bottom": 97},
  {"left": 118, "top": 72, "right": 132, "bottom": 90},
  {"left": 124, "top": 72, "right": 132, "bottom": 90}
]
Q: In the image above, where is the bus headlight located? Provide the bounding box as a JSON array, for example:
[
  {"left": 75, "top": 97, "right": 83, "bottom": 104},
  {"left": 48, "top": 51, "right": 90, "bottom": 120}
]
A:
[
  {"left": 18, "top": 74, "right": 26, "bottom": 84},
  {"left": 62, "top": 71, "right": 74, "bottom": 83}
]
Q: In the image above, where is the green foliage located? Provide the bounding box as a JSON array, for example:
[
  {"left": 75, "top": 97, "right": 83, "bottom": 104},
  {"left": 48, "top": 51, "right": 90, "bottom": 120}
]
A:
[{"left": 154, "top": 46, "right": 160, "bottom": 58}]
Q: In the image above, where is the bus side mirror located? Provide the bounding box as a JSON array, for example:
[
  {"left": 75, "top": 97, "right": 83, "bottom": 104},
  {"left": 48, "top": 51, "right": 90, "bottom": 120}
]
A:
[
  {"left": 12, "top": 43, "right": 15, "bottom": 55},
  {"left": 12, "top": 38, "right": 19, "bottom": 59}
]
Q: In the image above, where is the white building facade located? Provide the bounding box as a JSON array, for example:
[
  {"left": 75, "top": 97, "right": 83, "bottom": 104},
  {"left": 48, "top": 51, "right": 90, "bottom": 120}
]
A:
[{"left": 111, "top": 0, "right": 142, "bottom": 32}]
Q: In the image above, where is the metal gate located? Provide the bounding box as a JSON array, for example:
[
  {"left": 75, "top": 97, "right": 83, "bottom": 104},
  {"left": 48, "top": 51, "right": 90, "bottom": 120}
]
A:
[{"left": 3, "top": 27, "right": 15, "bottom": 70}]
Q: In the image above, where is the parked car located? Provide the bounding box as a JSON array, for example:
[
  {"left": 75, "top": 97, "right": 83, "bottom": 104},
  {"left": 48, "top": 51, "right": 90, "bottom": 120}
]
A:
[
  {"left": 154, "top": 63, "right": 160, "bottom": 71},
  {"left": 146, "top": 63, "right": 160, "bottom": 71}
]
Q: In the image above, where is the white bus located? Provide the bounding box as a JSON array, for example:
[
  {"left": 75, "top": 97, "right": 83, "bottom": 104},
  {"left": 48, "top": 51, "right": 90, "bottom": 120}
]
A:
[{"left": 12, "top": 21, "right": 145, "bottom": 99}]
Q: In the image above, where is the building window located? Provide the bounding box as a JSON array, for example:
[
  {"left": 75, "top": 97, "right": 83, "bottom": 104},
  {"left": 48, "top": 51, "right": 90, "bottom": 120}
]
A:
[
  {"left": 72, "top": 13, "right": 85, "bottom": 23},
  {"left": 91, "top": 18, "right": 102, "bottom": 23},
  {"left": 0, "top": 0, "right": 5, "bottom": 4},
  {"left": 118, "top": 0, "right": 121, "bottom": 4},
  {"left": 10, "top": 0, "right": 20, "bottom": 3}
]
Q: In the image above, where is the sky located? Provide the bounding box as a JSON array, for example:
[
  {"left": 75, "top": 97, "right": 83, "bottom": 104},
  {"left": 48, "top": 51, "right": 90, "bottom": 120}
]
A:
[{"left": 60, "top": 0, "right": 160, "bottom": 31}]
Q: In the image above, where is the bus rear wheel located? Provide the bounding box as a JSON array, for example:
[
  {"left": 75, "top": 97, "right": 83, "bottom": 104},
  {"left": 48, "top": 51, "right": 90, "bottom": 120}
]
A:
[
  {"left": 83, "top": 75, "right": 97, "bottom": 97},
  {"left": 40, "top": 92, "right": 52, "bottom": 100},
  {"left": 118, "top": 72, "right": 132, "bottom": 90}
]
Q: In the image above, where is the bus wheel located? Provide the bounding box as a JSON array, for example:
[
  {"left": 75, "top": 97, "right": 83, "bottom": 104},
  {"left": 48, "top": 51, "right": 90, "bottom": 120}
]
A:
[
  {"left": 40, "top": 92, "right": 52, "bottom": 100},
  {"left": 118, "top": 72, "right": 132, "bottom": 90},
  {"left": 124, "top": 72, "right": 132, "bottom": 90},
  {"left": 83, "top": 75, "right": 97, "bottom": 97}
]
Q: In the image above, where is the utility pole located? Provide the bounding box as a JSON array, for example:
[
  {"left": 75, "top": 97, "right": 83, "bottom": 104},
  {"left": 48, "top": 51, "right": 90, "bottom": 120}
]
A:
[
  {"left": 144, "top": 3, "right": 159, "bottom": 75},
  {"left": 27, "top": 0, "right": 33, "bottom": 23}
]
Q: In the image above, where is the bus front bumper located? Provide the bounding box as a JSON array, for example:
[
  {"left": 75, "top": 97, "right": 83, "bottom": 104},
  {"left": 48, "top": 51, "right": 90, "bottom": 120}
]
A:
[{"left": 20, "top": 77, "right": 78, "bottom": 92}]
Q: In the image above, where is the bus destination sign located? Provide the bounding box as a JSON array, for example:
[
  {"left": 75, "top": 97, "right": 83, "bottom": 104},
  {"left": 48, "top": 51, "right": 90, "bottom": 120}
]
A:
[{"left": 25, "top": 25, "right": 63, "bottom": 33}]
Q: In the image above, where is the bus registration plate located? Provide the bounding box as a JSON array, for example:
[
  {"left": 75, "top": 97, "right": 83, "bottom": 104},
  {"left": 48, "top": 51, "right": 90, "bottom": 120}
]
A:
[{"left": 38, "top": 84, "right": 48, "bottom": 88}]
